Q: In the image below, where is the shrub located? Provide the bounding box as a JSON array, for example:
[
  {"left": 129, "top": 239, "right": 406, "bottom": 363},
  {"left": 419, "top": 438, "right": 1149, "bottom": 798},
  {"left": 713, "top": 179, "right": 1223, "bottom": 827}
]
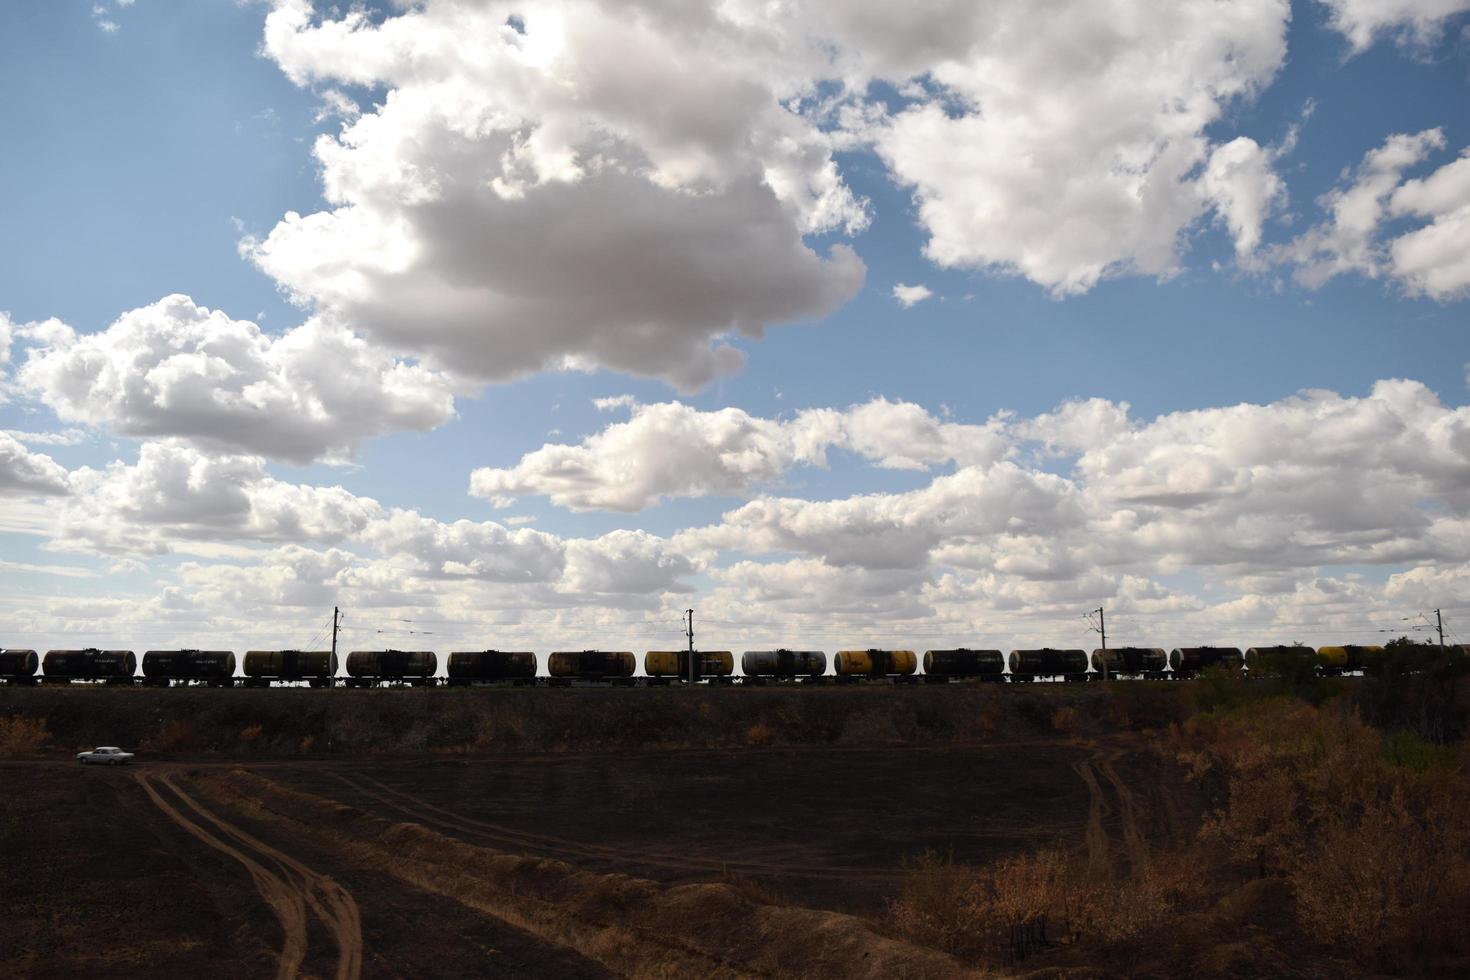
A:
[
  {"left": 888, "top": 842, "right": 1203, "bottom": 965},
  {"left": 0, "top": 715, "right": 50, "bottom": 755},
  {"left": 1382, "top": 729, "right": 1454, "bottom": 772},
  {"left": 968, "top": 707, "right": 998, "bottom": 738},
  {"left": 743, "top": 722, "right": 772, "bottom": 746},
  {"left": 1196, "top": 696, "right": 1470, "bottom": 972},
  {"left": 886, "top": 850, "right": 987, "bottom": 956},
  {"left": 1105, "top": 683, "right": 1189, "bottom": 730},
  {"left": 1050, "top": 706, "right": 1081, "bottom": 734},
  {"left": 153, "top": 720, "right": 196, "bottom": 752},
  {"left": 1289, "top": 778, "right": 1470, "bottom": 970},
  {"left": 1192, "top": 664, "right": 1252, "bottom": 713},
  {"left": 1357, "top": 638, "right": 1470, "bottom": 743}
]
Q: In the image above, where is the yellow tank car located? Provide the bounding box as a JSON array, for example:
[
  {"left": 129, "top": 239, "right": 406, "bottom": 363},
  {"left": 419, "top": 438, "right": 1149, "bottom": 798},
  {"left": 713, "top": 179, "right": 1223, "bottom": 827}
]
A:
[
  {"left": 1315, "top": 645, "right": 1381, "bottom": 675},
  {"left": 644, "top": 651, "right": 734, "bottom": 679},
  {"left": 834, "top": 649, "right": 918, "bottom": 679}
]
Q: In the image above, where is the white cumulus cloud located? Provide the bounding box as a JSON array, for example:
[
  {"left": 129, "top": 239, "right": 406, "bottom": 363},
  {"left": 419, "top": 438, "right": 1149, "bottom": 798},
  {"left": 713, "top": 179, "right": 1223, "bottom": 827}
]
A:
[
  {"left": 250, "top": 0, "right": 867, "bottom": 391},
  {"left": 1200, "top": 137, "right": 1288, "bottom": 260},
  {"left": 0, "top": 433, "right": 70, "bottom": 497},
  {"left": 11, "top": 379, "right": 1470, "bottom": 651},
  {"left": 19, "top": 294, "right": 457, "bottom": 464},
  {"left": 1316, "top": 0, "right": 1470, "bottom": 51},
  {"left": 1278, "top": 130, "right": 1470, "bottom": 300},
  {"left": 892, "top": 283, "right": 933, "bottom": 307},
  {"left": 469, "top": 397, "right": 1008, "bottom": 511},
  {"left": 54, "top": 443, "right": 382, "bottom": 555},
  {"left": 357, "top": 509, "right": 566, "bottom": 583},
  {"left": 866, "top": 0, "right": 1290, "bottom": 294},
  {"left": 1386, "top": 148, "right": 1470, "bottom": 301},
  {"left": 680, "top": 380, "right": 1470, "bottom": 582}
]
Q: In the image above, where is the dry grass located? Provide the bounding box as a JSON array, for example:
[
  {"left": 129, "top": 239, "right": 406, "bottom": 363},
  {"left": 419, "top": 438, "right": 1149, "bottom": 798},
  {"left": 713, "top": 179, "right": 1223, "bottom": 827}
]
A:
[
  {"left": 886, "top": 851, "right": 986, "bottom": 956},
  {"left": 887, "top": 844, "right": 1203, "bottom": 966},
  {"left": 888, "top": 693, "right": 1470, "bottom": 976},
  {"left": 1049, "top": 705, "right": 1081, "bottom": 734},
  {"left": 196, "top": 769, "right": 975, "bottom": 979},
  {"left": 743, "top": 722, "right": 773, "bottom": 746},
  {"left": 150, "top": 720, "right": 196, "bottom": 752},
  {"left": 1193, "top": 698, "right": 1470, "bottom": 974},
  {"left": 0, "top": 714, "right": 50, "bottom": 755},
  {"left": 1, "top": 684, "right": 1125, "bottom": 760}
]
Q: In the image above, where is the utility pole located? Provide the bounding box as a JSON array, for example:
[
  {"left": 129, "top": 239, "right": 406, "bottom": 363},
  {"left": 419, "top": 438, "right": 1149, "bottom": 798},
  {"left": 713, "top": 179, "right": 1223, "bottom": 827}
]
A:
[
  {"left": 1435, "top": 608, "right": 1445, "bottom": 653},
  {"left": 1088, "top": 607, "right": 1108, "bottom": 683},
  {"left": 330, "top": 606, "right": 341, "bottom": 688},
  {"left": 685, "top": 608, "right": 696, "bottom": 685}
]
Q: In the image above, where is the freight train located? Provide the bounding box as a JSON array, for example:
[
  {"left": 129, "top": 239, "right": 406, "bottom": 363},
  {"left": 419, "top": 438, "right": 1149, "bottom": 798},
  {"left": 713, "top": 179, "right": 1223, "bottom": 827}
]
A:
[{"left": 1, "top": 643, "right": 1454, "bottom": 686}]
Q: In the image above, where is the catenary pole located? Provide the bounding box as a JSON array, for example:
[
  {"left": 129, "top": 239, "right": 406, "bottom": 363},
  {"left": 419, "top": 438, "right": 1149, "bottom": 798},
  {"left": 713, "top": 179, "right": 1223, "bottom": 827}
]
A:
[
  {"left": 331, "top": 606, "right": 340, "bottom": 688},
  {"left": 1089, "top": 606, "right": 1108, "bottom": 682},
  {"left": 685, "top": 609, "right": 695, "bottom": 685}
]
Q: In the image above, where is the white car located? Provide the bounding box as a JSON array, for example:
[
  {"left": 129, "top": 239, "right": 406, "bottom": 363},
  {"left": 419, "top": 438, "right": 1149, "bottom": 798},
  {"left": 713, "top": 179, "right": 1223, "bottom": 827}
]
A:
[{"left": 77, "top": 746, "right": 134, "bottom": 765}]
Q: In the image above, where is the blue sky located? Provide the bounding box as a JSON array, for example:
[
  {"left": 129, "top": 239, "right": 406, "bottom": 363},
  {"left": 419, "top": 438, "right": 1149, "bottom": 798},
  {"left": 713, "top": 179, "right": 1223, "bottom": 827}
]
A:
[{"left": 1, "top": 1, "right": 1469, "bottom": 657}]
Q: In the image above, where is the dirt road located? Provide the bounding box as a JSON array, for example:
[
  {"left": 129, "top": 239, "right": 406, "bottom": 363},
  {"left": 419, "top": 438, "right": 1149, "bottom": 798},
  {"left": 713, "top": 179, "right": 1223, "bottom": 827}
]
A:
[{"left": 135, "top": 768, "right": 361, "bottom": 980}]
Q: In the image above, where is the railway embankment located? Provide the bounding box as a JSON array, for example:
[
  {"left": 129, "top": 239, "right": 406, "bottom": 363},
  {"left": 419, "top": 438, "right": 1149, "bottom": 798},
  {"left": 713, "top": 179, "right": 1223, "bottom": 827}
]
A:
[{"left": 0, "top": 681, "right": 1193, "bottom": 758}]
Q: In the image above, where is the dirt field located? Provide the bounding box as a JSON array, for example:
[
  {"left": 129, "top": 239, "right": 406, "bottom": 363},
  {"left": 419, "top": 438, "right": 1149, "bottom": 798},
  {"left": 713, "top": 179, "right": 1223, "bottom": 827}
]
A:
[
  {"left": 1, "top": 763, "right": 616, "bottom": 979},
  {"left": 0, "top": 685, "right": 1191, "bottom": 978}
]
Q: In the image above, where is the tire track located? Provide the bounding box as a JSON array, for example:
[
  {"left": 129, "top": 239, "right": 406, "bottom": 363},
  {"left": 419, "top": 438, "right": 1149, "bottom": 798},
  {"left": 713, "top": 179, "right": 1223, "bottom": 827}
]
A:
[
  {"left": 137, "top": 769, "right": 363, "bottom": 980},
  {"left": 135, "top": 770, "right": 308, "bottom": 980},
  {"left": 165, "top": 772, "right": 362, "bottom": 980},
  {"left": 1097, "top": 750, "right": 1149, "bottom": 875},
  {"left": 1070, "top": 757, "right": 1111, "bottom": 874},
  {"left": 211, "top": 769, "right": 970, "bottom": 980}
]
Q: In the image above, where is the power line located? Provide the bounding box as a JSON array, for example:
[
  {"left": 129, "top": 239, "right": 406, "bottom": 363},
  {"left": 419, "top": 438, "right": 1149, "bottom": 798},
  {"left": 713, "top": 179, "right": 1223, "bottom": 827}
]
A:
[{"left": 9, "top": 596, "right": 1463, "bottom": 653}]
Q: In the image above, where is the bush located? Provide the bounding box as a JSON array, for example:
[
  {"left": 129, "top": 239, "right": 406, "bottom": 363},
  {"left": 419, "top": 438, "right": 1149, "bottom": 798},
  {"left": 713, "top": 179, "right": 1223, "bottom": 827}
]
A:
[
  {"left": 1357, "top": 638, "right": 1470, "bottom": 744},
  {"left": 1105, "top": 683, "right": 1190, "bottom": 730},
  {"left": 1192, "top": 664, "right": 1252, "bottom": 713},
  {"left": 1196, "top": 696, "right": 1470, "bottom": 973},
  {"left": 886, "top": 850, "right": 987, "bottom": 956},
  {"left": 1381, "top": 729, "right": 1455, "bottom": 772},
  {"left": 0, "top": 714, "right": 50, "bottom": 755},
  {"left": 1049, "top": 706, "right": 1081, "bottom": 734},
  {"left": 888, "top": 843, "right": 1205, "bottom": 966},
  {"left": 153, "top": 720, "right": 196, "bottom": 752},
  {"left": 742, "top": 722, "right": 772, "bottom": 746}
]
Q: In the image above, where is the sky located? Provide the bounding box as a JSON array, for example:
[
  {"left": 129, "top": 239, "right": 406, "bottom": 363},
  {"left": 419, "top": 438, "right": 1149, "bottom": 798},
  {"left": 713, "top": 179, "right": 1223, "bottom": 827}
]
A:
[{"left": 1, "top": 0, "right": 1469, "bottom": 663}]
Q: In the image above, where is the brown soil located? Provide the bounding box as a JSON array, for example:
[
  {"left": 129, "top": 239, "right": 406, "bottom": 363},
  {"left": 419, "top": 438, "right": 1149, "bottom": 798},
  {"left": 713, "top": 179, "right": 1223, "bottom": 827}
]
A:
[
  {"left": 269, "top": 740, "right": 1103, "bottom": 915},
  {"left": 1, "top": 763, "right": 617, "bottom": 978},
  {"left": 0, "top": 684, "right": 1194, "bottom": 977}
]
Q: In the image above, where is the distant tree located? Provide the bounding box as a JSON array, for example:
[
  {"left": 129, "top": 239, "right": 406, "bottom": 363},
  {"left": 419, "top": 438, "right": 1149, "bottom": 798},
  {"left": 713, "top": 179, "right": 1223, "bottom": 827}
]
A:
[
  {"left": 1360, "top": 636, "right": 1469, "bottom": 742},
  {"left": 1252, "top": 644, "right": 1332, "bottom": 704}
]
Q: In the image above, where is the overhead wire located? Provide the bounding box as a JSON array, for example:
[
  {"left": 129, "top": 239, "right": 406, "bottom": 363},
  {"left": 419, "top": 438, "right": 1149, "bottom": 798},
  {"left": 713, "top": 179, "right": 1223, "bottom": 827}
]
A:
[{"left": 9, "top": 593, "right": 1464, "bottom": 651}]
